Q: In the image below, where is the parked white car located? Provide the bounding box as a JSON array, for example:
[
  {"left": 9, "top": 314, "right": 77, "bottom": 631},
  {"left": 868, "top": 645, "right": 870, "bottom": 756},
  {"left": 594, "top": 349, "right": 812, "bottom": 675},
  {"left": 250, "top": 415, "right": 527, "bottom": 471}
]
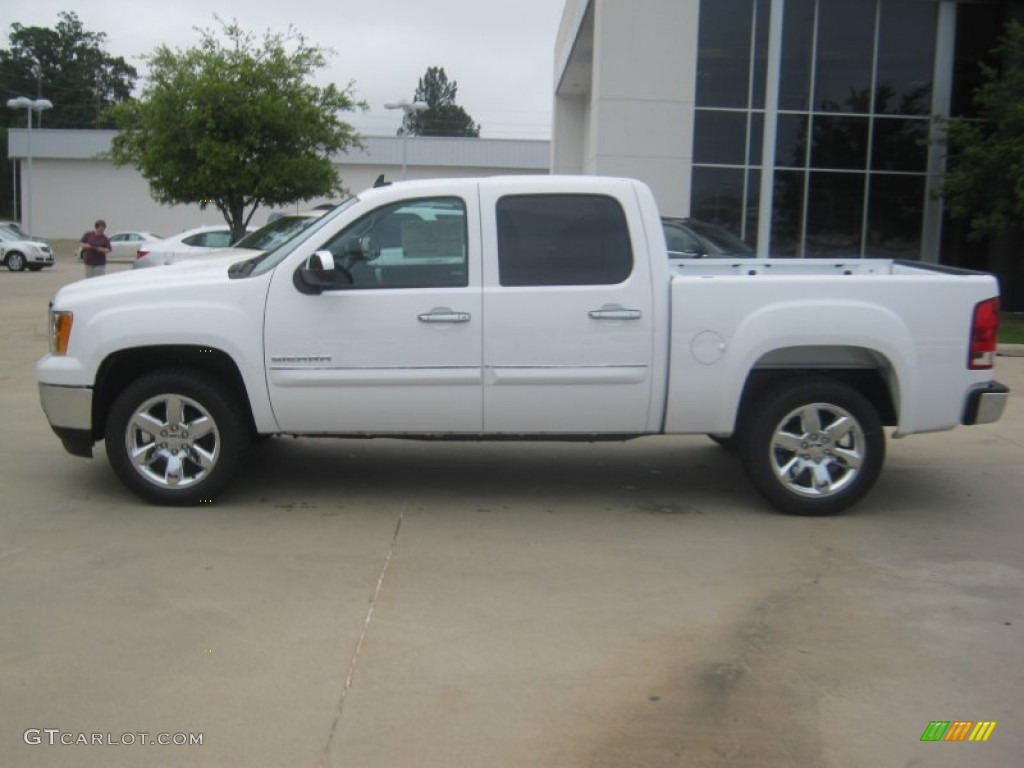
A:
[
  {"left": 133, "top": 225, "right": 248, "bottom": 269},
  {"left": 76, "top": 231, "right": 162, "bottom": 263},
  {"left": 0, "top": 228, "right": 55, "bottom": 272},
  {"left": 138, "top": 214, "right": 326, "bottom": 268},
  {"left": 229, "top": 213, "right": 325, "bottom": 253}
]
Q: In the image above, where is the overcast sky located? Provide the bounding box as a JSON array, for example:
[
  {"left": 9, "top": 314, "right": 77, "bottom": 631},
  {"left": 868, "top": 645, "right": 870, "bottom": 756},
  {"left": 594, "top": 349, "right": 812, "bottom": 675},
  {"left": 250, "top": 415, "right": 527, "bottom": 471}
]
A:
[{"left": 0, "top": 1, "right": 565, "bottom": 140}]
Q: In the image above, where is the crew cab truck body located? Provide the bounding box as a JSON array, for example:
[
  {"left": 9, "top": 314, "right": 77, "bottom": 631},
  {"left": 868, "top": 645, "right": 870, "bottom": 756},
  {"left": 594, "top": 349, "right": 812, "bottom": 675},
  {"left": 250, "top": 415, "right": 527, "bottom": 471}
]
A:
[{"left": 37, "top": 176, "right": 1009, "bottom": 514}]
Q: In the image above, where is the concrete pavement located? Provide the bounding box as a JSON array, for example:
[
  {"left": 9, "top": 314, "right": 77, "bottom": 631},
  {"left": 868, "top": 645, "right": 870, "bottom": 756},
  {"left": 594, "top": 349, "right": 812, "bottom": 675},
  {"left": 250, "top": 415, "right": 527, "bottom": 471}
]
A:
[{"left": 1, "top": 259, "right": 1021, "bottom": 767}]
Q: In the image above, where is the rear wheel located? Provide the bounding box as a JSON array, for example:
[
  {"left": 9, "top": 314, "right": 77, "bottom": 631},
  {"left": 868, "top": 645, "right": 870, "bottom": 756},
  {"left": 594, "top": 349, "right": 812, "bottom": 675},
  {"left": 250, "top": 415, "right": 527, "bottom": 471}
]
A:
[
  {"left": 5, "top": 252, "right": 26, "bottom": 271},
  {"left": 740, "top": 378, "right": 885, "bottom": 515},
  {"left": 105, "top": 370, "right": 250, "bottom": 505}
]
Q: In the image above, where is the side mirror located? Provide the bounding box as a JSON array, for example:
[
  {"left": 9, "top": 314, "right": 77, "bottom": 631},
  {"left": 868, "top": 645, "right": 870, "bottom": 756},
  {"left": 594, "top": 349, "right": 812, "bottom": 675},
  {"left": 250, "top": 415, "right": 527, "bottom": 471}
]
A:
[
  {"left": 309, "top": 250, "right": 335, "bottom": 271},
  {"left": 294, "top": 250, "right": 340, "bottom": 295}
]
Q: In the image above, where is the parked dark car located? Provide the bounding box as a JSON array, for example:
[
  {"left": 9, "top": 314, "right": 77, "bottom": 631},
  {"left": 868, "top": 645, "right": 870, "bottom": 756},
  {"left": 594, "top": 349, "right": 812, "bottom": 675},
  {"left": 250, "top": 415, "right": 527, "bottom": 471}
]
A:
[{"left": 661, "top": 217, "right": 755, "bottom": 258}]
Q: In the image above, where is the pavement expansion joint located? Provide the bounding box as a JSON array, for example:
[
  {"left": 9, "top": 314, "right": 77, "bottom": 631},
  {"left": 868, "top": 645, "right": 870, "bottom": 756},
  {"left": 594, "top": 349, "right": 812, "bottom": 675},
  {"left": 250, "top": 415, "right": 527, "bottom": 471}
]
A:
[{"left": 319, "top": 504, "right": 406, "bottom": 766}]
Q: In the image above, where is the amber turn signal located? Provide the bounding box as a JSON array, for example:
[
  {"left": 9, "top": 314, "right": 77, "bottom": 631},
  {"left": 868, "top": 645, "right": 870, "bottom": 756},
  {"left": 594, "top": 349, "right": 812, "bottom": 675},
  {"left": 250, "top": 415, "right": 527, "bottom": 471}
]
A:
[{"left": 49, "top": 311, "right": 73, "bottom": 356}]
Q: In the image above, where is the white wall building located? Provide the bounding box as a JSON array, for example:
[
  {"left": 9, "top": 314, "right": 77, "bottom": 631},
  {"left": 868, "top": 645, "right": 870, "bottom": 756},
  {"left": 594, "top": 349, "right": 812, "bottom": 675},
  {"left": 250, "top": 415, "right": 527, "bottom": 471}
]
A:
[
  {"left": 553, "top": 0, "right": 697, "bottom": 220},
  {"left": 7, "top": 130, "right": 550, "bottom": 239}
]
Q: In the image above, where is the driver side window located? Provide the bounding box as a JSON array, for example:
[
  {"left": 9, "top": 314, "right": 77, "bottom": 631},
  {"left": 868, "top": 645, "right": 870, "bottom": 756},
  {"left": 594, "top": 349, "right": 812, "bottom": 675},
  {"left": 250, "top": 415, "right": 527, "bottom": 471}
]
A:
[{"left": 317, "top": 197, "right": 468, "bottom": 288}]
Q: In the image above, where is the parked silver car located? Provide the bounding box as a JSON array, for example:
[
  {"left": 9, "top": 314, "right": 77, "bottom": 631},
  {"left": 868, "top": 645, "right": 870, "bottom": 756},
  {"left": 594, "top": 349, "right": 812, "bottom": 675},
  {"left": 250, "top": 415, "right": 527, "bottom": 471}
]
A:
[{"left": 0, "top": 228, "right": 55, "bottom": 272}]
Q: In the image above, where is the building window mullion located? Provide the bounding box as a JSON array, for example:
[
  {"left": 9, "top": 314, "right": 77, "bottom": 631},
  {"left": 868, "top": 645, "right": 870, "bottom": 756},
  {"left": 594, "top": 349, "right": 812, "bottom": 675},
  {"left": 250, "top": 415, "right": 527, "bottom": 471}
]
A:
[
  {"left": 756, "top": 0, "right": 787, "bottom": 257},
  {"left": 861, "top": 0, "right": 882, "bottom": 258},
  {"left": 797, "top": 0, "right": 821, "bottom": 258}
]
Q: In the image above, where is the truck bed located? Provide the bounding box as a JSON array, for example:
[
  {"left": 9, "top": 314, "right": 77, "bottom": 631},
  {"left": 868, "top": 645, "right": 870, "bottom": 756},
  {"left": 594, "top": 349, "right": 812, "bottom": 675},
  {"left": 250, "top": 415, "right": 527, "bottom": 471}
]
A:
[{"left": 669, "top": 258, "right": 983, "bottom": 278}]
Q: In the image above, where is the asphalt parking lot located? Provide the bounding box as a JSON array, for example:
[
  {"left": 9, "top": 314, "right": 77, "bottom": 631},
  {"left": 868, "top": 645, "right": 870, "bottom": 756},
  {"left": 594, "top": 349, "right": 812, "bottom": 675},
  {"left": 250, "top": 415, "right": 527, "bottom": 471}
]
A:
[{"left": 1, "top": 257, "right": 1022, "bottom": 767}]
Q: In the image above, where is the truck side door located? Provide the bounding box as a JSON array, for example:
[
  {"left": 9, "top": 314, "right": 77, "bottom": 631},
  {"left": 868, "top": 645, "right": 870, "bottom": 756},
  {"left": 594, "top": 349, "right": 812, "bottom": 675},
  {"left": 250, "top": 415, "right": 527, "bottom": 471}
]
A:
[
  {"left": 263, "top": 194, "right": 483, "bottom": 434},
  {"left": 479, "top": 186, "right": 657, "bottom": 433}
]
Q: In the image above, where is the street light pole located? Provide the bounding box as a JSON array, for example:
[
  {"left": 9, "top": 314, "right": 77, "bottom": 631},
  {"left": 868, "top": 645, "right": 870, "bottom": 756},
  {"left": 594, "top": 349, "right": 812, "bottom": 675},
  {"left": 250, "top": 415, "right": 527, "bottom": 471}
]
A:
[
  {"left": 384, "top": 99, "right": 428, "bottom": 180},
  {"left": 6, "top": 96, "right": 53, "bottom": 235}
]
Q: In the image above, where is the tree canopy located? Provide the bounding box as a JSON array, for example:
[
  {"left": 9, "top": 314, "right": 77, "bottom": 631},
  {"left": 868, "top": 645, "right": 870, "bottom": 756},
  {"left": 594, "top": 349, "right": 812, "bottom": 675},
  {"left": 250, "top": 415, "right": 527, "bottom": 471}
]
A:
[
  {"left": 940, "top": 20, "right": 1024, "bottom": 241},
  {"left": 399, "top": 66, "right": 480, "bottom": 137},
  {"left": 0, "top": 11, "right": 136, "bottom": 129},
  {"left": 108, "top": 19, "right": 364, "bottom": 240}
]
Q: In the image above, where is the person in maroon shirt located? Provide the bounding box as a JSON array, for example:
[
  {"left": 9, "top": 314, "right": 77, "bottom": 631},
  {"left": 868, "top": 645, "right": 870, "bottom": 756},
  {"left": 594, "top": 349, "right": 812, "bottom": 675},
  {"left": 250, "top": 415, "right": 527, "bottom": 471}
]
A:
[{"left": 79, "top": 219, "right": 111, "bottom": 278}]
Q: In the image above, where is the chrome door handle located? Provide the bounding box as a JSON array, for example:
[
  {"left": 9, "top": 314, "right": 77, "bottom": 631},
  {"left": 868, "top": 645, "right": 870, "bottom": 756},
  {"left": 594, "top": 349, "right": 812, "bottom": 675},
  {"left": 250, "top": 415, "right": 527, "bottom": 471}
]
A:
[
  {"left": 418, "top": 311, "right": 471, "bottom": 324},
  {"left": 588, "top": 308, "right": 642, "bottom": 320}
]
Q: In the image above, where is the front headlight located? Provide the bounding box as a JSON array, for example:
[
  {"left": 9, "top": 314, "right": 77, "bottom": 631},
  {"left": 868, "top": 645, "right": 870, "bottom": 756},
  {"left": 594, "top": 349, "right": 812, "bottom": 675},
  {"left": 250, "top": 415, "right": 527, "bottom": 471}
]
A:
[{"left": 49, "top": 310, "right": 73, "bottom": 355}]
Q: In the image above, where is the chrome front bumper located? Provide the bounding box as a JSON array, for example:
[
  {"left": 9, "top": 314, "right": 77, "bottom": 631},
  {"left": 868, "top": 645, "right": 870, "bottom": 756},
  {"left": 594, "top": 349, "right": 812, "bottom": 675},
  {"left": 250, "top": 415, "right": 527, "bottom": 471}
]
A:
[
  {"left": 38, "top": 383, "right": 94, "bottom": 457},
  {"left": 963, "top": 381, "right": 1010, "bottom": 425}
]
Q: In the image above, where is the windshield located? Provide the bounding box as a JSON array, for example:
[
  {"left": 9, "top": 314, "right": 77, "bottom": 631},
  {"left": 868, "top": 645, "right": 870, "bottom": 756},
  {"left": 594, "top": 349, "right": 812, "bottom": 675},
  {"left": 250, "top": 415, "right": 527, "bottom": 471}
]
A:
[
  {"left": 235, "top": 198, "right": 359, "bottom": 278},
  {"left": 0, "top": 222, "right": 29, "bottom": 239},
  {"left": 233, "top": 215, "right": 320, "bottom": 251},
  {"left": 684, "top": 220, "right": 754, "bottom": 254}
]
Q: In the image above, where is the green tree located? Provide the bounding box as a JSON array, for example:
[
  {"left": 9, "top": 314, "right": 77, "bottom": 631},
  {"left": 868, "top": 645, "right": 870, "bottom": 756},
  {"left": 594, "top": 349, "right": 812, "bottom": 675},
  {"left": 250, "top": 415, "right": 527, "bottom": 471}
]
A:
[
  {"left": 108, "top": 19, "right": 364, "bottom": 240},
  {"left": 939, "top": 20, "right": 1024, "bottom": 241},
  {"left": 0, "top": 11, "right": 137, "bottom": 219},
  {"left": 399, "top": 66, "right": 480, "bottom": 137},
  {"left": 0, "top": 11, "right": 137, "bottom": 129}
]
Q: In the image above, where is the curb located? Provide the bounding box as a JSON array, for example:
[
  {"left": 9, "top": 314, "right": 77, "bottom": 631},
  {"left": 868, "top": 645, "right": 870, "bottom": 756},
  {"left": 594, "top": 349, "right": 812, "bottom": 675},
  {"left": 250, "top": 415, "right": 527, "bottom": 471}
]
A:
[{"left": 997, "top": 344, "right": 1024, "bottom": 358}]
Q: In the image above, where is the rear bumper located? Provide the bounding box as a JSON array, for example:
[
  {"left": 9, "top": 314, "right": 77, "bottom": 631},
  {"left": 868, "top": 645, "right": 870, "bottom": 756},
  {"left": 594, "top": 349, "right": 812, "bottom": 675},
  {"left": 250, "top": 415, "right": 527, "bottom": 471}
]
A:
[
  {"left": 39, "top": 383, "right": 94, "bottom": 457},
  {"left": 962, "top": 381, "right": 1009, "bottom": 425}
]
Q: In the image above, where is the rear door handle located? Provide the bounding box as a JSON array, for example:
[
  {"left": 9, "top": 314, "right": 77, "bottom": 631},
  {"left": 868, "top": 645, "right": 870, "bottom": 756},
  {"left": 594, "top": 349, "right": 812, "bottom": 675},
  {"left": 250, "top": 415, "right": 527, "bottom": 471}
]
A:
[
  {"left": 418, "top": 310, "right": 471, "bottom": 324},
  {"left": 588, "top": 307, "right": 642, "bottom": 321}
]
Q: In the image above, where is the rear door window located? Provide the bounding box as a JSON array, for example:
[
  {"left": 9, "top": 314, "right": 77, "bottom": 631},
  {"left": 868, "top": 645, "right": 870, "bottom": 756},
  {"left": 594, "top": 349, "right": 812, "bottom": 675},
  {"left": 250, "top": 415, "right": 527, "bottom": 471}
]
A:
[{"left": 496, "top": 194, "right": 633, "bottom": 286}]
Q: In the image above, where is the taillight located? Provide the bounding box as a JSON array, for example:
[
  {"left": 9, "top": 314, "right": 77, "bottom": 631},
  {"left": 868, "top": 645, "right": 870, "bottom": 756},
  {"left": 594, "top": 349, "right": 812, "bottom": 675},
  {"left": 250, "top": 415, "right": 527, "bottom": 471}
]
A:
[
  {"left": 969, "top": 297, "right": 1000, "bottom": 369},
  {"left": 136, "top": 249, "right": 148, "bottom": 259}
]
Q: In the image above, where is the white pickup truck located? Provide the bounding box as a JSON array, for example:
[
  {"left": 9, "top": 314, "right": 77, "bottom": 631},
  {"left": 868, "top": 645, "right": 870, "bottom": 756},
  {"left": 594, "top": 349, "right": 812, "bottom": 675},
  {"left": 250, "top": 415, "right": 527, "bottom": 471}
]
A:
[{"left": 37, "top": 176, "right": 1009, "bottom": 514}]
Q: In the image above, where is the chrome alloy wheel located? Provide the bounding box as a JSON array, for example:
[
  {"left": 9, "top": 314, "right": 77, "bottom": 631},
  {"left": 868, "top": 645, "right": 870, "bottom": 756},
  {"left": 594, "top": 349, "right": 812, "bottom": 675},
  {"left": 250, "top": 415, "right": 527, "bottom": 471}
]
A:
[
  {"left": 124, "top": 393, "right": 221, "bottom": 489},
  {"left": 767, "top": 402, "right": 865, "bottom": 498}
]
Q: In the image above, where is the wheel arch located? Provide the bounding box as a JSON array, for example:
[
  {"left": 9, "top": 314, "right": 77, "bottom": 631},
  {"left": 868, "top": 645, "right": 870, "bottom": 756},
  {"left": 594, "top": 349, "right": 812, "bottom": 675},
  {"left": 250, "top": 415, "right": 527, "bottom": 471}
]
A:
[
  {"left": 735, "top": 345, "right": 900, "bottom": 432},
  {"left": 92, "top": 346, "right": 256, "bottom": 441}
]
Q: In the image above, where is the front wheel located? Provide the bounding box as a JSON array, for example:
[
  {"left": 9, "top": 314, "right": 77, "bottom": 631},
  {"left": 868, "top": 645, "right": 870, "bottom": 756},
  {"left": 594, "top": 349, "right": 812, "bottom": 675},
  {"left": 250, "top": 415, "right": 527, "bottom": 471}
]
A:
[
  {"left": 740, "top": 378, "right": 885, "bottom": 515},
  {"left": 5, "top": 252, "right": 26, "bottom": 271},
  {"left": 105, "top": 370, "right": 250, "bottom": 505}
]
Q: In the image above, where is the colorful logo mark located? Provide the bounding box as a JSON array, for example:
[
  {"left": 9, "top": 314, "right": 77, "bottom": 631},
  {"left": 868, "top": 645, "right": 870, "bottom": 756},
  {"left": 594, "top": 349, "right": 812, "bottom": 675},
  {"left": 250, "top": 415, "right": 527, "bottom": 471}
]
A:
[{"left": 920, "top": 721, "right": 997, "bottom": 742}]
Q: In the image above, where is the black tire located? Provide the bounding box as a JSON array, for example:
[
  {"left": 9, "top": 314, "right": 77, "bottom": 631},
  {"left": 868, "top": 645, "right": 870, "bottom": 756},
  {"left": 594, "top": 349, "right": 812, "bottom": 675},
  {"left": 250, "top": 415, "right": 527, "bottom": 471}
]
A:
[
  {"left": 740, "top": 377, "right": 885, "bottom": 516},
  {"left": 5, "top": 251, "right": 26, "bottom": 271},
  {"left": 104, "top": 370, "right": 250, "bottom": 505}
]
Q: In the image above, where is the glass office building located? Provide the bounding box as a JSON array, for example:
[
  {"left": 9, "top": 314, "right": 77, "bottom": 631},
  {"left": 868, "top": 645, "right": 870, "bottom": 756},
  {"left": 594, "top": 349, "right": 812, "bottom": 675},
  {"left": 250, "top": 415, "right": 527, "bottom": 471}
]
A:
[{"left": 554, "top": 0, "right": 1019, "bottom": 263}]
